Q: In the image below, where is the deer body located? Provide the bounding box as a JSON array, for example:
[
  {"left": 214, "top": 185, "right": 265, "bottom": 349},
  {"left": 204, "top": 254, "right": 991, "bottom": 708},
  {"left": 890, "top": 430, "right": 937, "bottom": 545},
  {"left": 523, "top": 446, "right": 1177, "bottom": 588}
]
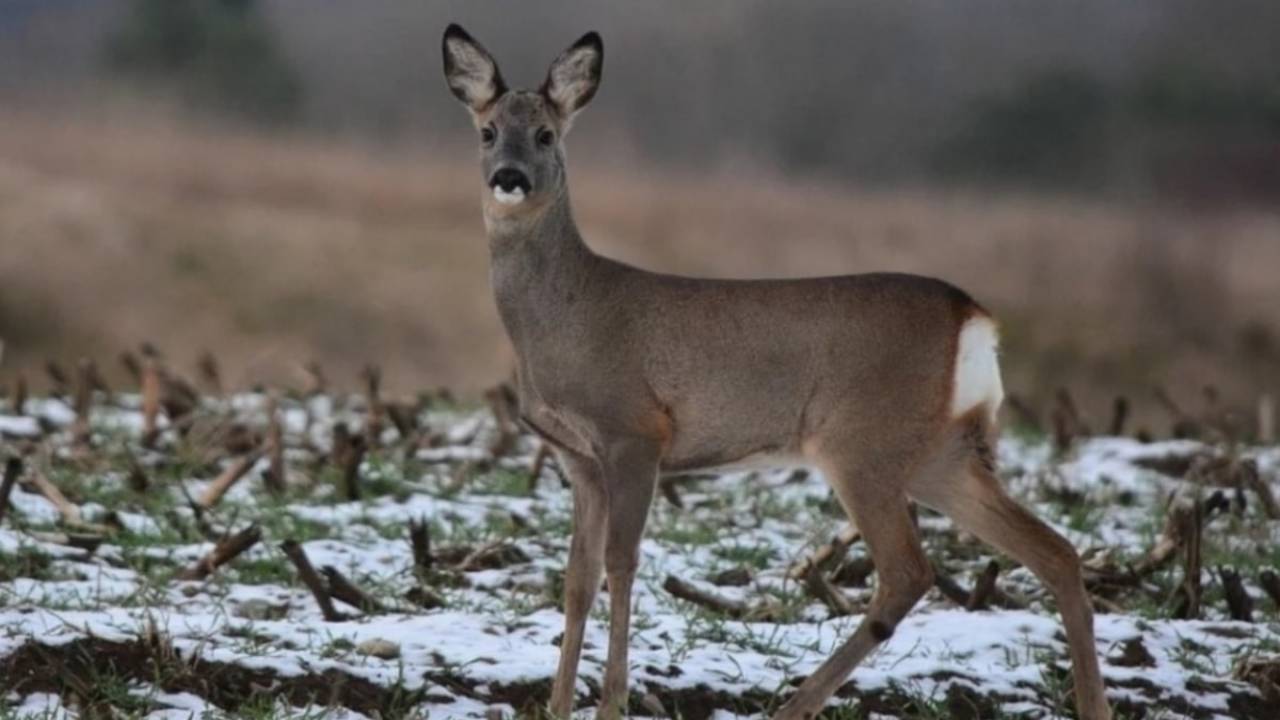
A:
[
  {"left": 493, "top": 205, "right": 989, "bottom": 472},
  {"left": 445, "top": 24, "right": 1110, "bottom": 720}
]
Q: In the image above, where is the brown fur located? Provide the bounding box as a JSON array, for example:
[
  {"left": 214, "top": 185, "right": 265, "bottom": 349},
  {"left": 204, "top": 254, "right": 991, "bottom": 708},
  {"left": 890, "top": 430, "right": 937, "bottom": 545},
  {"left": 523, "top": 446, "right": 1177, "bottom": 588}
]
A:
[{"left": 443, "top": 25, "right": 1112, "bottom": 720}]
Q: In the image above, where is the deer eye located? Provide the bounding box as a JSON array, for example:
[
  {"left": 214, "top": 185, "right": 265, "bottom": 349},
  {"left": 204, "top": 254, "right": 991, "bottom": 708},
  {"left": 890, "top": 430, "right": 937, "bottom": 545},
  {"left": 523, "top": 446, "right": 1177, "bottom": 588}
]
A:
[
  {"left": 536, "top": 128, "right": 555, "bottom": 147},
  {"left": 480, "top": 126, "right": 496, "bottom": 146}
]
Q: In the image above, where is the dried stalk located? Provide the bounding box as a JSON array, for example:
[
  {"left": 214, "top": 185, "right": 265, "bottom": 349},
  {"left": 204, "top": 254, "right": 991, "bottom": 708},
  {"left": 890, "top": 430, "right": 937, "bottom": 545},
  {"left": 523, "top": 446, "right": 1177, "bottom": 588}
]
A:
[
  {"left": 386, "top": 402, "right": 418, "bottom": 441},
  {"left": 831, "top": 556, "right": 876, "bottom": 587},
  {"left": 1241, "top": 462, "right": 1279, "bottom": 519},
  {"left": 122, "top": 448, "right": 149, "bottom": 493},
  {"left": 1134, "top": 502, "right": 1195, "bottom": 575},
  {"left": 1259, "top": 394, "right": 1276, "bottom": 444},
  {"left": 281, "top": 539, "right": 345, "bottom": 621},
  {"left": 405, "top": 586, "right": 445, "bottom": 609},
  {"left": 1003, "top": 393, "right": 1042, "bottom": 435},
  {"left": 331, "top": 422, "right": 352, "bottom": 467},
  {"left": 663, "top": 574, "right": 746, "bottom": 619},
  {"left": 966, "top": 560, "right": 1000, "bottom": 611},
  {"left": 1218, "top": 566, "right": 1253, "bottom": 622},
  {"left": 322, "top": 565, "right": 385, "bottom": 613},
  {"left": 302, "top": 360, "right": 327, "bottom": 396},
  {"left": 197, "top": 450, "right": 264, "bottom": 509},
  {"left": 409, "top": 516, "right": 433, "bottom": 572},
  {"left": 527, "top": 442, "right": 551, "bottom": 493},
  {"left": 439, "top": 460, "right": 480, "bottom": 495},
  {"left": 119, "top": 351, "right": 142, "bottom": 386},
  {"left": 1235, "top": 656, "right": 1280, "bottom": 706},
  {"left": 990, "top": 583, "right": 1028, "bottom": 610},
  {"left": 196, "top": 351, "right": 223, "bottom": 396},
  {"left": 362, "top": 364, "right": 384, "bottom": 447},
  {"left": 71, "top": 358, "right": 94, "bottom": 448},
  {"left": 263, "top": 392, "right": 286, "bottom": 496},
  {"left": 484, "top": 384, "right": 519, "bottom": 458},
  {"left": 803, "top": 566, "right": 858, "bottom": 616},
  {"left": 160, "top": 374, "right": 200, "bottom": 426},
  {"left": 175, "top": 524, "right": 262, "bottom": 581},
  {"left": 12, "top": 373, "right": 27, "bottom": 415},
  {"left": 27, "top": 530, "right": 104, "bottom": 553},
  {"left": 1259, "top": 570, "right": 1280, "bottom": 610},
  {"left": 178, "top": 482, "right": 220, "bottom": 542},
  {"left": 1090, "top": 594, "right": 1125, "bottom": 615},
  {"left": 932, "top": 563, "right": 972, "bottom": 606},
  {"left": 27, "top": 468, "right": 81, "bottom": 525},
  {"left": 788, "top": 525, "right": 861, "bottom": 580},
  {"left": 0, "top": 457, "right": 22, "bottom": 526},
  {"left": 1172, "top": 498, "right": 1203, "bottom": 619},
  {"left": 1051, "top": 387, "right": 1087, "bottom": 453},
  {"left": 85, "top": 358, "right": 110, "bottom": 394},
  {"left": 548, "top": 453, "right": 571, "bottom": 489},
  {"left": 1155, "top": 386, "right": 1204, "bottom": 439},
  {"left": 1108, "top": 396, "right": 1130, "bottom": 437},
  {"left": 332, "top": 423, "right": 367, "bottom": 501},
  {"left": 659, "top": 478, "right": 684, "bottom": 509},
  {"left": 45, "top": 360, "right": 70, "bottom": 397},
  {"left": 929, "top": 561, "right": 1024, "bottom": 610},
  {"left": 141, "top": 357, "right": 162, "bottom": 446},
  {"left": 455, "top": 539, "right": 529, "bottom": 571}
]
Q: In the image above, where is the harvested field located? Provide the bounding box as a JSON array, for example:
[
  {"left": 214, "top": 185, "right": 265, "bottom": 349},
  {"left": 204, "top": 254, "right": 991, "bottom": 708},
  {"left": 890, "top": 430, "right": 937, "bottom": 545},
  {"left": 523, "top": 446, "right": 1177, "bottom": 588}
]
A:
[{"left": 1, "top": 356, "right": 1279, "bottom": 718}]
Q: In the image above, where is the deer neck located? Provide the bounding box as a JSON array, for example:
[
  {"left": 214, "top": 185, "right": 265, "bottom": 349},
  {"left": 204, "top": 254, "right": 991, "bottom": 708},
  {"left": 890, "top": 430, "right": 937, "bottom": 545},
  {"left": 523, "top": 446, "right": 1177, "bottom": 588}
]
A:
[{"left": 485, "top": 187, "right": 601, "bottom": 356}]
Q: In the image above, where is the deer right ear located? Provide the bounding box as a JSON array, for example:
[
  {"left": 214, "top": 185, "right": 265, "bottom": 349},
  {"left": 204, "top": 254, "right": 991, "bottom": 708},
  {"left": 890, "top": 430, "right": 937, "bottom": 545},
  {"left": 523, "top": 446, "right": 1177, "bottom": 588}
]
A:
[{"left": 442, "top": 24, "right": 506, "bottom": 113}]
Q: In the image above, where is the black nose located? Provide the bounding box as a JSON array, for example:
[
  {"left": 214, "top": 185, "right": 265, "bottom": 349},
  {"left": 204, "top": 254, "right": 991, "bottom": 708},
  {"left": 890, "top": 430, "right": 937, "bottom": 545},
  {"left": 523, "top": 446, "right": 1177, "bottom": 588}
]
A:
[{"left": 490, "top": 168, "right": 531, "bottom": 194}]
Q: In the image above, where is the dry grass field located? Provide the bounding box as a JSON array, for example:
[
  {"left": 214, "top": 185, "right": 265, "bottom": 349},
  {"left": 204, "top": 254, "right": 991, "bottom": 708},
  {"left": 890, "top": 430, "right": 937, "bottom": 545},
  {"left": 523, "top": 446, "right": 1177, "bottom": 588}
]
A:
[
  {"left": 1, "top": 378, "right": 1279, "bottom": 718},
  {"left": 1, "top": 110, "right": 1278, "bottom": 427}
]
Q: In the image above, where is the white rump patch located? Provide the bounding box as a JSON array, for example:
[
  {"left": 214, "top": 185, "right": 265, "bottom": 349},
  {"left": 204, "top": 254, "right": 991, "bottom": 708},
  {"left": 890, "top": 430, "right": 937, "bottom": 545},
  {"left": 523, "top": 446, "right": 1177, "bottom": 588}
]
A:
[
  {"left": 492, "top": 187, "right": 526, "bottom": 205},
  {"left": 951, "top": 316, "right": 1004, "bottom": 422}
]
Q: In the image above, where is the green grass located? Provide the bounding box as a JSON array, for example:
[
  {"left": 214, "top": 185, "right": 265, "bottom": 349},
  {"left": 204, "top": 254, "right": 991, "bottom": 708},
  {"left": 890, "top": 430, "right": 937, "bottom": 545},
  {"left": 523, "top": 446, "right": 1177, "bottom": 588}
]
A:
[
  {"left": 227, "top": 553, "right": 296, "bottom": 585},
  {"left": 0, "top": 546, "right": 56, "bottom": 582},
  {"left": 713, "top": 541, "right": 778, "bottom": 569},
  {"left": 470, "top": 466, "right": 533, "bottom": 497},
  {"left": 113, "top": 523, "right": 190, "bottom": 550},
  {"left": 359, "top": 453, "right": 420, "bottom": 500},
  {"left": 249, "top": 508, "right": 332, "bottom": 544},
  {"left": 1062, "top": 501, "right": 1105, "bottom": 535},
  {"left": 652, "top": 519, "right": 720, "bottom": 546},
  {"left": 0, "top": 707, "right": 66, "bottom": 720}
]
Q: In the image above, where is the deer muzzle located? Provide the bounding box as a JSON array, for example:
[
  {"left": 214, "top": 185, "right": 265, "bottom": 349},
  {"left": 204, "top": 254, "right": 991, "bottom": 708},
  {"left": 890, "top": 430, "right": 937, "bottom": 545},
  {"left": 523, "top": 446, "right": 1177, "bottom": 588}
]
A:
[{"left": 490, "top": 167, "right": 532, "bottom": 205}]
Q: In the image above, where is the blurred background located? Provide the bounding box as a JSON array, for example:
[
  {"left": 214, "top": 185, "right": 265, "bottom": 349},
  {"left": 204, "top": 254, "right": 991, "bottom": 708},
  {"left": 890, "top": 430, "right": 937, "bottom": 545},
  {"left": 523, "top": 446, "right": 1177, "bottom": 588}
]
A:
[{"left": 1, "top": 0, "right": 1278, "bottom": 429}]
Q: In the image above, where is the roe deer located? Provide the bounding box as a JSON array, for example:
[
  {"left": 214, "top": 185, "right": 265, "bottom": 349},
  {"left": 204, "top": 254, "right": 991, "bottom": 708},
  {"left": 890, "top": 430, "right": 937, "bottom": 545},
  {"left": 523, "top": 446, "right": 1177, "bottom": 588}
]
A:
[{"left": 442, "top": 24, "right": 1112, "bottom": 720}]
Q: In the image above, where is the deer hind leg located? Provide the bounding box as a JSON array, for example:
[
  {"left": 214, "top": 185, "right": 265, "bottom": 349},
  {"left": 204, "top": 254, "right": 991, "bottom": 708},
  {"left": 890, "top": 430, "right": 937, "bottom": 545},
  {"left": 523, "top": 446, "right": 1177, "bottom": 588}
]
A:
[
  {"left": 549, "top": 450, "right": 608, "bottom": 718},
  {"left": 774, "top": 451, "right": 934, "bottom": 720},
  {"left": 596, "top": 436, "right": 662, "bottom": 720},
  {"left": 910, "top": 436, "right": 1112, "bottom": 720}
]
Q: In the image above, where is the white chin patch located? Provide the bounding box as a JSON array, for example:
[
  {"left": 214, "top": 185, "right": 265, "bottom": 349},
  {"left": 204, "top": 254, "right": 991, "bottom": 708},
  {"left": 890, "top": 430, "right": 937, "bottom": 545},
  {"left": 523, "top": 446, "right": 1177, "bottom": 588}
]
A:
[{"left": 492, "top": 187, "right": 526, "bottom": 205}]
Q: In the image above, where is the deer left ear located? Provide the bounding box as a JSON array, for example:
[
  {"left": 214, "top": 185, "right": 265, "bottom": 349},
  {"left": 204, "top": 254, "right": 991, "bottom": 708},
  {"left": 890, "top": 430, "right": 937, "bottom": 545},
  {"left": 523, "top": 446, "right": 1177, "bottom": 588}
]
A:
[{"left": 542, "top": 31, "right": 603, "bottom": 121}]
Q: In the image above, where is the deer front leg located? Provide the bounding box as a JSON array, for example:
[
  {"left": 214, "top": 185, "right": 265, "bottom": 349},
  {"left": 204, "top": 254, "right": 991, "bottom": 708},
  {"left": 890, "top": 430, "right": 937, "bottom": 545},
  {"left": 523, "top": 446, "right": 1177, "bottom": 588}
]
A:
[
  {"left": 597, "top": 437, "right": 661, "bottom": 720},
  {"left": 549, "top": 450, "right": 608, "bottom": 718}
]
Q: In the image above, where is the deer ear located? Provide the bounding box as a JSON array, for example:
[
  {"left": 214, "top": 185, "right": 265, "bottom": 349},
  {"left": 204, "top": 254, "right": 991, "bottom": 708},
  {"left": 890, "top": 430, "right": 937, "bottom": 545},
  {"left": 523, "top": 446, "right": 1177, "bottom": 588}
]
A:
[
  {"left": 442, "top": 24, "right": 506, "bottom": 112},
  {"left": 542, "top": 31, "right": 603, "bottom": 121}
]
